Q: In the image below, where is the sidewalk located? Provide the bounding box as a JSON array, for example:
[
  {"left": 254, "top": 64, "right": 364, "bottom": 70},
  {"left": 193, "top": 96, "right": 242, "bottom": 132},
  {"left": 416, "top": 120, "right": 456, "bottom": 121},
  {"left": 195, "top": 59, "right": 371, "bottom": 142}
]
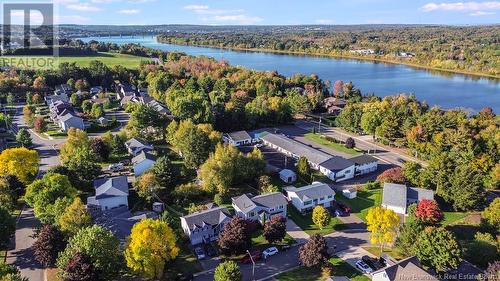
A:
[{"left": 285, "top": 219, "right": 309, "bottom": 244}]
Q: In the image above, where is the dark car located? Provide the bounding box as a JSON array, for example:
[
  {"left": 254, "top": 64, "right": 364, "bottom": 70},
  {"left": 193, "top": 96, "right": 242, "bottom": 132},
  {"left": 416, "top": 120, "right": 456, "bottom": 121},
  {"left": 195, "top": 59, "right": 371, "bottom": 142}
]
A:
[
  {"left": 337, "top": 202, "right": 351, "bottom": 214},
  {"left": 362, "top": 255, "right": 384, "bottom": 270},
  {"left": 281, "top": 245, "right": 291, "bottom": 251},
  {"left": 241, "top": 251, "right": 262, "bottom": 264}
]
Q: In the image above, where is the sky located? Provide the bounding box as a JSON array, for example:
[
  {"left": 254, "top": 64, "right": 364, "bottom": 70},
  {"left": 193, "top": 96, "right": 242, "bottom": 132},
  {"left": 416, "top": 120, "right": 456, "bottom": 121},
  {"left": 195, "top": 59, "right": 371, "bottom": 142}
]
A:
[{"left": 5, "top": 0, "right": 500, "bottom": 25}]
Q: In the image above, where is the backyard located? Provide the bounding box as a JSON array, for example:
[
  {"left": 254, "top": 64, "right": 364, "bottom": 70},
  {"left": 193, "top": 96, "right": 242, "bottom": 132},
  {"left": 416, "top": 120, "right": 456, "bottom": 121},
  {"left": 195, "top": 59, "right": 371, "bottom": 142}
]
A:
[
  {"left": 303, "top": 133, "right": 361, "bottom": 156},
  {"left": 288, "top": 205, "right": 345, "bottom": 236},
  {"left": 334, "top": 188, "right": 382, "bottom": 222}
]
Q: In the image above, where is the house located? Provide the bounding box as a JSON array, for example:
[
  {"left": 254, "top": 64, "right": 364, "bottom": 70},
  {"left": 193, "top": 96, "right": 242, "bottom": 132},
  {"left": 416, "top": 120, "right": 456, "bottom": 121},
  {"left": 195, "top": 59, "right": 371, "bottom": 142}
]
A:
[
  {"left": 232, "top": 192, "right": 288, "bottom": 222},
  {"left": 125, "top": 138, "right": 153, "bottom": 156},
  {"left": 342, "top": 187, "right": 357, "bottom": 199},
  {"left": 45, "top": 92, "right": 69, "bottom": 104},
  {"left": 58, "top": 112, "right": 85, "bottom": 132},
  {"left": 259, "top": 132, "right": 357, "bottom": 182},
  {"left": 147, "top": 100, "right": 170, "bottom": 115},
  {"left": 97, "top": 116, "right": 108, "bottom": 126},
  {"left": 285, "top": 182, "right": 335, "bottom": 213},
  {"left": 350, "top": 154, "right": 378, "bottom": 175},
  {"left": 49, "top": 100, "right": 73, "bottom": 120},
  {"left": 91, "top": 97, "right": 110, "bottom": 106},
  {"left": 55, "top": 84, "right": 72, "bottom": 95},
  {"left": 381, "top": 183, "right": 435, "bottom": 214},
  {"left": 116, "top": 83, "right": 137, "bottom": 99},
  {"left": 90, "top": 86, "right": 103, "bottom": 95},
  {"left": 87, "top": 176, "right": 129, "bottom": 211},
  {"left": 132, "top": 151, "right": 157, "bottom": 176},
  {"left": 372, "top": 256, "right": 438, "bottom": 281},
  {"left": 223, "top": 130, "right": 253, "bottom": 147},
  {"left": 180, "top": 206, "right": 232, "bottom": 245},
  {"left": 279, "top": 169, "right": 297, "bottom": 183},
  {"left": 120, "top": 95, "right": 135, "bottom": 107},
  {"left": 324, "top": 98, "right": 347, "bottom": 115}
]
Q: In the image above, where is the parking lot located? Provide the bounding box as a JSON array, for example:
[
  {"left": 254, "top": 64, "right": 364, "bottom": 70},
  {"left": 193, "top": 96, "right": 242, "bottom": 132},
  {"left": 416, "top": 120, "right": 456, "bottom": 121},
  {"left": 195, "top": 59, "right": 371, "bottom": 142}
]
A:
[{"left": 239, "top": 144, "right": 297, "bottom": 170}]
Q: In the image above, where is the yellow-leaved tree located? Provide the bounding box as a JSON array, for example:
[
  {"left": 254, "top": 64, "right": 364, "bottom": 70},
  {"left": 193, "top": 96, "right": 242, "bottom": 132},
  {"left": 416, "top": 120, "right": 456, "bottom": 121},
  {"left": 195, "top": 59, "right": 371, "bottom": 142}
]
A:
[
  {"left": 366, "top": 206, "right": 400, "bottom": 255},
  {"left": 312, "top": 205, "right": 330, "bottom": 230},
  {"left": 0, "top": 147, "right": 39, "bottom": 184},
  {"left": 58, "top": 197, "right": 92, "bottom": 236},
  {"left": 124, "top": 218, "right": 179, "bottom": 279}
]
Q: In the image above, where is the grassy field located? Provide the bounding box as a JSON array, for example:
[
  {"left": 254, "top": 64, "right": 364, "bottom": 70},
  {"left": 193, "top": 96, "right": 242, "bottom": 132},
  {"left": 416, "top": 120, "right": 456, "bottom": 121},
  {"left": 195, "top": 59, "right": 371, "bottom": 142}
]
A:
[
  {"left": 275, "top": 256, "right": 370, "bottom": 281},
  {"left": 4, "top": 52, "right": 149, "bottom": 69},
  {"left": 288, "top": 206, "right": 345, "bottom": 236},
  {"left": 335, "top": 188, "right": 382, "bottom": 222},
  {"left": 304, "top": 133, "right": 361, "bottom": 156},
  {"left": 442, "top": 212, "right": 468, "bottom": 226}
]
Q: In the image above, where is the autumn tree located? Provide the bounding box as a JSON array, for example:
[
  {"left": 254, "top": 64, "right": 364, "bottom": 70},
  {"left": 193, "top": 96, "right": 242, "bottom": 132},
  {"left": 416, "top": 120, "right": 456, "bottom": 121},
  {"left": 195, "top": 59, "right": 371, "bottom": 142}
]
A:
[
  {"left": 15, "top": 129, "right": 32, "bottom": 147},
  {"left": 297, "top": 156, "right": 311, "bottom": 182},
  {"left": 366, "top": 207, "right": 400, "bottom": 255},
  {"left": 258, "top": 175, "right": 279, "bottom": 194},
  {"left": 376, "top": 167, "right": 406, "bottom": 184},
  {"left": 133, "top": 172, "right": 160, "bottom": 202},
  {"left": 481, "top": 198, "right": 500, "bottom": 232},
  {"left": 0, "top": 147, "right": 39, "bottom": 184},
  {"left": 332, "top": 80, "right": 344, "bottom": 97},
  {"left": 484, "top": 261, "right": 500, "bottom": 281},
  {"left": 90, "top": 104, "right": 104, "bottom": 119},
  {"left": 33, "top": 116, "right": 47, "bottom": 133},
  {"left": 124, "top": 219, "right": 179, "bottom": 279},
  {"left": 299, "top": 234, "right": 329, "bottom": 267},
  {"left": 312, "top": 205, "right": 330, "bottom": 230},
  {"left": 413, "top": 227, "right": 461, "bottom": 272},
  {"left": 62, "top": 252, "right": 98, "bottom": 281},
  {"left": 33, "top": 225, "right": 67, "bottom": 267},
  {"left": 218, "top": 216, "right": 251, "bottom": 255},
  {"left": 0, "top": 207, "right": 15, "bottom": 249},
  {"left": 214, "top": 261, "right": 242, "bottom": 281},
  {"left": 263, "top": 216, "right": 287, "bottom": 243},
  {"left": 58, "top": 198, "right": 92, "bottom": 236},
  {"left": 90, "top": 138, "right": 110, "bottom": 162},
  {"left": 22, "top": 105, "right": 34, "bottom": 126},
  {"left": 414, "top": 199, "right": 443, "bottom": 225},
  {"left": 57, "top": 225, "right": 122, "bottom": 281}
]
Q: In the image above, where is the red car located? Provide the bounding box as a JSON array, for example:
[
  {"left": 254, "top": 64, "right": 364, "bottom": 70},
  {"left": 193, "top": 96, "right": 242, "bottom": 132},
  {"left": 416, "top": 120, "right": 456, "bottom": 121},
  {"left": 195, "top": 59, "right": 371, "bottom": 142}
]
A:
[
  {"left": 240, "top": 251, "right": 262, "bottom": 264},
  {"left": 337, "top": 202, "right": 351, "bottom": 213}
]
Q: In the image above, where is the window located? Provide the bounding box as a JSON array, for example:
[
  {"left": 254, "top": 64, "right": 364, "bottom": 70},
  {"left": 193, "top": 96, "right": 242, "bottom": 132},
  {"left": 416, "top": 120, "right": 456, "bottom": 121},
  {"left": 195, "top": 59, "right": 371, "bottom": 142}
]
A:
[
  {"left": 328, "top": 195, "right": 333, "bottom": 199},
  {"left": 269, "top": 208, "right": 274, "bottom": 212},
  {"left": 278, "top": 205, "right": 283, "bottom": 209},
  {"left": 304, "top": 200, "right": 312, "bottom": 205},
  {"left": 319, "top": 197, "right": 324, "bottom": 201},
  {"left": 248, "top": 211, "right": 255, "bottom": 217}
]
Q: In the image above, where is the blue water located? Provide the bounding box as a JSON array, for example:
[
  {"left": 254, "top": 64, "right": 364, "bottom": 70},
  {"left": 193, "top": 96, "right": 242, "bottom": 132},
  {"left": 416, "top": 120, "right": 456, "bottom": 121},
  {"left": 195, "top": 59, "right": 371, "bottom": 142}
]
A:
[{"left": 80, "top": 36, "right": 500, "bottom": 112}]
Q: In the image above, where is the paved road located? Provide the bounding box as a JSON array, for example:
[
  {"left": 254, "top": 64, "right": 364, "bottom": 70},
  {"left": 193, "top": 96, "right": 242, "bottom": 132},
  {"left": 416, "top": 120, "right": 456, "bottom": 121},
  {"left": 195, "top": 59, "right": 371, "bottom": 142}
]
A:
[{"left": 6, "top": 208, "right": 44, "bottom": 281}]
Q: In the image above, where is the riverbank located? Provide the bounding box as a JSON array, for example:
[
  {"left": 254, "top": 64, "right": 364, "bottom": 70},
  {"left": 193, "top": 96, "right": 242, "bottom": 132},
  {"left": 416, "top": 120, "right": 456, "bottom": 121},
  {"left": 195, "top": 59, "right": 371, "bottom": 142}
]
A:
[{"left": 157, "top": 40, "right": 500, "bottom": 80}]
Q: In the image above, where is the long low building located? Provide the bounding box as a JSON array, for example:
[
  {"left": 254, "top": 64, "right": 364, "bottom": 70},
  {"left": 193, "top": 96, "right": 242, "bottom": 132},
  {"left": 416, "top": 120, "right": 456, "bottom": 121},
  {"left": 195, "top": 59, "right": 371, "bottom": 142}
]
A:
[{"left": 260, "top": 132, "right": 378, "bottom": 182}]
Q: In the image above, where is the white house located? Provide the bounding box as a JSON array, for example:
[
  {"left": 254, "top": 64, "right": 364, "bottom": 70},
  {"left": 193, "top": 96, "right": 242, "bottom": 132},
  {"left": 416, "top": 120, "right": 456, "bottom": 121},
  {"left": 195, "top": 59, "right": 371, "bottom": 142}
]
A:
[
  {"left": 350, "top": 154, "right": 379, "bottom": 176},
  {"left": 279, "top": 169, "right": 297, "bottom": 183},
  {"left": 180, "top": 206, "right": 232, "bottom": 245},
  {"left": 232, "top": 192, "right": 288, "bottom": 222},
  {"left": 318, "top": 156, "right": 355, "bottom": 182},
  {"left": 285, "top": 182, "right": 336, "bottom": 213},
  {"left": 58, "top": 112, "right": 85, "bottom": 132},
  {"left": 87, "top": 176, "right": 129, "bottom": 211},
  {"left": 342, "top": 187, "right": 357, "bottom": 199},
  {"left": 223, "top": 130, "right": 253, "bottom": 147},
  {"left": 372, "top": 256, "right": 437, "bottom": 281},
  {"left": 381, "top": 183, "right": 435, "bottom": 214},
  {"left": 125, "top": 138, "right": 154, "bottom": 156},
  {"left": 132, "top": 151, "right": 157, "bottom": 177}
]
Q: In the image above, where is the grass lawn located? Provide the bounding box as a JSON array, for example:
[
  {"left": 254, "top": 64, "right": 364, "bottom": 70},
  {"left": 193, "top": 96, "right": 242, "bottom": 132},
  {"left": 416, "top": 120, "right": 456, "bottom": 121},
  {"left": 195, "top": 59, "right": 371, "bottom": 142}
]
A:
[
  {"left": 275, "top": 256, "right": 370, "bottom": 281},
  {"left": 251, "top": 231, "right": 296, "bottom": 249},
  {"left": 4, "top": 52, "right": 149, "bottom": 69},
  {"left": 335, "top": 188, "right": 382, "bottom": 222},
  {"left": 442, "top": 212, "right": 468, "bottom": 226},
  {"left": 166, "top": 242, "right": 203, "bottom": 278},
  {"left": 288, "top": 206, "right": 345, "bottom": 235},
  {"left": 304, "top": 133, "right": 361, "bottom": 156},
  {"left": 362, "top": 246, "right": 406, "bottom": 260}
]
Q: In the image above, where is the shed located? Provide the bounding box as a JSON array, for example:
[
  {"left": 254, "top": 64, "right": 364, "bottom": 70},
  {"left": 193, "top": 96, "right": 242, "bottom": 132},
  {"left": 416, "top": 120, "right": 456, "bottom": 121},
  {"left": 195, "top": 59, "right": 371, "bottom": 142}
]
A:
[
  {"left": 97, "top": 116, "right": 109, "bottom": 125},
  {"left": 279, "top": 169, "right": 297, "bottom": 183},
  {"left": 342, "top": 188, "right": 357, "bottom": 199}
]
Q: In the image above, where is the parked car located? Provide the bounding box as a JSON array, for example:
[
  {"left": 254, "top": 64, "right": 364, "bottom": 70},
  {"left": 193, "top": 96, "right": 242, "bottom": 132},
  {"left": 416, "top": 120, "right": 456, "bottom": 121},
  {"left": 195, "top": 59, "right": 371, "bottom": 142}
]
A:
[
  {"left": 262, "top": 247, "right": 279, "bottom": 258},
  {"left": 281, "top": 245, "right": 291, "bottom": 251},
  {"left": 254, "top": 143, "right": 264, "bottom": 148},
  {"left": 194, "top": 247, "right": 205, "bottom": 260},
  {"left": 108, "top": 163, "right": 124, "bottom": 172},
  {"left": 355, "top": 260, "right": 373, "bottom": 274},
  {"left": 337, "top": 202, "right": 351, "bottom": 214},
  {"left": 241, "top": 251, "right": 262, "bottom": 264},
  {"left": 362, "top": 255, "right": 384, "bottom": 270}
]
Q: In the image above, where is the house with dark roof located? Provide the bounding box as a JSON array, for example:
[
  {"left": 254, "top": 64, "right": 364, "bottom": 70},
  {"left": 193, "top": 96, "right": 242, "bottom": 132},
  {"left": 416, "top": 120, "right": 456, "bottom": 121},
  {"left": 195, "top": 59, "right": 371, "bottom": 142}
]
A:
[
  {"left": 350, "top": 154, "right": 379, "bottom": 175},
  {"left": 319, "top": 156, "right": 356, "bottom": 182},
  {"left": 116, "top": 83, "right": 137, "bottom": 100},
  {"left": 232, "top": 192, "right": 288, "bottom": 222},
  {"left": 87, "top": 176, "right": 129, "bottom": 211},
  {"left": 132, "top": 151, "right": 157, "bottom": 176},
  {"left": 372, "top": 256, "right": 438, "bottom": 281},
  {"left": 223, "top": 130, "right": 253, "bottom": 147},
  {"left": 180, "top": 205, "right": 232, "bottom": 245},
  {"left": 382, "top": 183, "right": 435, "bottom": 214},
  {"left": 125, "top": 137, "right": 153, "bottom": 156},
  {"left": 285, "top": 182, "right": 336, "bottom": 213}
]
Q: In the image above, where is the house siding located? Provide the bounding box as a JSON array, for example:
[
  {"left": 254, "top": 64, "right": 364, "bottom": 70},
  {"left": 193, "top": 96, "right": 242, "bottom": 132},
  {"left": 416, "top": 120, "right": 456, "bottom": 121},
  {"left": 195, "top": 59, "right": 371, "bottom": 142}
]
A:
[{"left": 287, "top": 192, "right": 335, "bottom": 213}]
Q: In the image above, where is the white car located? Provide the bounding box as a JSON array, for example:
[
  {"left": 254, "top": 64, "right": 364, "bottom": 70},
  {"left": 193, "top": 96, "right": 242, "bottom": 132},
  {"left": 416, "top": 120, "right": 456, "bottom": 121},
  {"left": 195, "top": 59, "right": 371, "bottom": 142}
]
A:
[
  {"left": 254, "top": 143, "right": 264, "bottom": 148},
  {"left": 355, "top": 260, "right": 373, "bottom": 274},
  {"left": 108, "top": 163, "right": 124, "bottom": 172},
  {"left": 262, "top": 247, "right": 278, "bottom": 258}
]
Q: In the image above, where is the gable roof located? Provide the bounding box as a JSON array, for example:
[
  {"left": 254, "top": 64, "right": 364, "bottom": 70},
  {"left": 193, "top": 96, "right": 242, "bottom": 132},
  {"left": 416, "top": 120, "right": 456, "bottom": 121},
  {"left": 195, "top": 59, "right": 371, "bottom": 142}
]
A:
[
  {"left": 260, "top": 132, "right": 332, "bottom": 165},
  {"left": 132, "top": 151, "right": 157, "bottom": 165},
  {"left": 382, "top": 183, "right": 435, "bottom": 209},
  {"left": 226, "top": 130, "right": 252, "bottom": 142},
  {"left": 279, "top": 169, "right": 296, "bottom": 177},
  {"left": 59, "top": 112, "right": 81, "bottom": 123},
  {"left": 126, "top": 138, "right": 151, "bottom": 149},
  {"left": 320, "top": 156, "right": 355, "bottom": 172},
  {"left": 181, "top": 207, "right": 231, "bottom": 231},
  {"left": 285, "top": 182, "right": 335, "bottom": 202},
  {"left": 93, "top": 176, "right": 129, "bottom": 199},
  {"left": 232, "top": 192, "right": 288, "bottom": 213},
  {"left": 408, "top": 187, "right": 434, "bottom": 201},
  {"left": 372, "top": 256, "right": 437, "bottom": 281},
  {"left": 350, "top": 154, "right": 378, "bottom": 165}
]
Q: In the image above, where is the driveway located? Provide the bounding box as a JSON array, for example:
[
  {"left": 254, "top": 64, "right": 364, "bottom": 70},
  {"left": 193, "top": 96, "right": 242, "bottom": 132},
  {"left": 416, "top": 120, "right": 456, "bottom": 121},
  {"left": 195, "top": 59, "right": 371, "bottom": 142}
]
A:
[
  {"left": 335, "top": 247, "right": 375, "bottom": 273},
  {"left": 285, "top": 219, "right": 309, "bottom": 244}
]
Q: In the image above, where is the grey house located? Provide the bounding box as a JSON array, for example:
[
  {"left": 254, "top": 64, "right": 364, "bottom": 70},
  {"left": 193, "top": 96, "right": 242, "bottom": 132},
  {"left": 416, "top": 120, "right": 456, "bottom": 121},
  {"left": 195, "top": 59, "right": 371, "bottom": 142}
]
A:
[
  {"left": 232, "top": 192, "right": 288, "bottom": 222},
  {"left": 58, "top": 112, "right": 85, "bottom": 132},
  {"left": 87, "top": 176, "right": 129, "bottom": 211},
  {"left": 381, "top": 183, "right": 435, "bottom": 214},
  {"left": 223, "top": 130, "right": 253, "bottom": 146},
  {"left": 180, "top": 206, "right": 232, "bottom": 245},
  {"left": 125, "top": 138, "right": 153, "bottom": 156}
]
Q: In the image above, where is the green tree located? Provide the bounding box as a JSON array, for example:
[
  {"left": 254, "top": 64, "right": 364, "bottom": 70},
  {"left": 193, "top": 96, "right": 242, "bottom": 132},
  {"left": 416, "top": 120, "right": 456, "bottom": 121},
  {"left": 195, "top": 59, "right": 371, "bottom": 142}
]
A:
[
  {"left": 481, "top": 198, "right": 500, "bottom": 233},
  {"left": 58, "top": 198, "right": 92, "bottom": 236},
  {"left": 16, "top": 128, "right": 32, "bottom": 147},
  {"left": 90, "top": 104, "right": 104, "bottom": 119},
  {"left": 414, "top": 227, "right": 461, "bottom": 272},
  {"left": 81, "top": 100, "right": 92, "bottom": 114},
  {"left": 312, "top": 205, "right": 330, "bottom": 230},
  {"left": 448, "top": 164, "right": 486, "bottom": 211},
  {"left": 151, "top": 156, "right": 175, "bottom": 189},
  {"left": 57, "top": 225, "right": 122, "bottom": 281},
  {"left": 297, "top": 156, "right": 311, "bottom": 182},
  {"left": 402, "top": 161, "right": 422, "bottom": 187},
  {"left": 395, "top": 219, "right": 424, "bottom": 257},
  {"left": 336, "top": 103, "right": 364, "bottom": 133},
  {"left": 214, "top": 261, "right": 242, "bottom": 281},
  {"left": 0, "top": 207, "right": 15, "bottom": 249},
  {"left": 464, "top": 232, "right": 499, "bottom": 268}
]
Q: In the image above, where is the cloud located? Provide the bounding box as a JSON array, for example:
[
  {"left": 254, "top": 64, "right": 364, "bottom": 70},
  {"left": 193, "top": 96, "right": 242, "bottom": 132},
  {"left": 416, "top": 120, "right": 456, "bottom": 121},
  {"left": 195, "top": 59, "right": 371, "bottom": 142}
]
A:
[
  {"left": 117, "top": 9, "right": 140, "bottom": 14},
  {"left": 470, "top": 10, "right": 496, "bottom": 15},
  {"left": 422, "top": 1, "right": 500, "bottom": 12},
  {"left": 55, "top": 15, "right": 91, "bottom": 24},
  {"left": 316, "top": 19, "right": 334, "bottom": 24},
  {"left": 211, "top": 15, "right": 263, "bottom": 24},
  {"left": 183, "top": 5, "right": 243, "bottom": 15},
  {"left": 66, "top": 2, "right": 102, "bottom": 12},
  {"left": 184, "top": 4, "right": 262, "bottom": 24}
]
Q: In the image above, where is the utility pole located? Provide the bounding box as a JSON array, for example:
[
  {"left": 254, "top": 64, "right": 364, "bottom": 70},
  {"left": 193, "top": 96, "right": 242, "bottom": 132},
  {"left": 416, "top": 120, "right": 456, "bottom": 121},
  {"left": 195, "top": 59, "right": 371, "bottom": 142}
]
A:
[{"left": 247, "top": 250, "right": 255, "bottom": 281}]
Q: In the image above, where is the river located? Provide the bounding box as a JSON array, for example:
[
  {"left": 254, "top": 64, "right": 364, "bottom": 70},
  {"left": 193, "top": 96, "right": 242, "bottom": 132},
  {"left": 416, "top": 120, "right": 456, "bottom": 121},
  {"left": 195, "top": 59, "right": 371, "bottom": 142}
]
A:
[{"left": 79, "top": 36, "right": 500, "bottom": 112}]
